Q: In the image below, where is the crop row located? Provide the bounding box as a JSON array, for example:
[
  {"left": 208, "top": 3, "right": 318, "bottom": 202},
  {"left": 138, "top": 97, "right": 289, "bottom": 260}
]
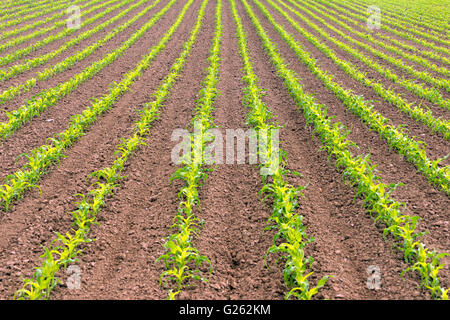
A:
[
  {"left": 243, "top": 0, "right": 448, "bottom": 300},
  {"left": 289, "top": 0, "right": 450, "bottom": 89},
  {"left": 274, "top": 2, "right": 450, "bottom": 139},
  {"left": 0, "top": 0, "right": 63, "bottom": 24},
  {"left": 347, "top": 0, "right": 448, "bottom": 35},
  {"left": 348, "top": 0, "right": 448, "bottom": 33},
  {"left": 158, "top": 0, "right": 221, "bottom": 300},
  {"left": 0, "top": 0, "right": 72, "bottom": 30},
  {"left": 0, "top": 0, "right": 156, "bottom": 104},
  {"left": 297, "top": 0, "right": 449, "bottom": 78},
  {"left": 307, "top": 0, "right": 450, "bottom": 65},
  {"left": 284, "top": 1, "right": 450, "bottom": 110},
  {"left": 231, "top": 0, "right": 330, "bottom": 299},
  {"left": 13, "top": 0, "right": 195, "bottom": 300},
  {"left": 0, "top": 0, "right": 57, "bottom": 11},
  {"left": 0, "top": 0, "right": 162, "bottom": 141},
  {"left": 0, "top": 0, "right": 178, "bottom": 212},
  {"left": 0, "top": 0, "right": 124, "bottom": 66},
  {"left": 308, "top": 0, "right": 450, "bottom": 56},
  {"left": 0, "top": 0, "right": 46, "bottom": 14},
  {"left": 0, "top": 0, "right": 90, "bottom": 42},
  {"left": 330, "top": 0, "right": 450, "bottom": 47},
  {"left": 265, "top": 0, "right": 450, "bottom": 195}
]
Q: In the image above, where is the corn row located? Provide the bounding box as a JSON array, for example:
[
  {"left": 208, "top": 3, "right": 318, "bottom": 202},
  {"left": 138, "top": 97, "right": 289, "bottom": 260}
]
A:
[
  {"left": 0, "top": 0, "right": 83, "bottom": 42},
  {"left": 0, "top": 0, "right": 157, "bottom": 104},
  {"left": 275, "top": 0, "right": 450, "bottom": 139},
  {"left": 0, "top": 0, "right": 148, "bottom": 82},
  {"left": 0, "top": 0, "right": 37, "bottom": 13},
  {"left": 263, "top": 0, "right": 450, "bottom": 195},
  {"left": 0, "top": 0, "right": 103, "bottom": 44},
  {"left": 331, "top": 0, "right": 450, "bottom": 47},
  {"left": 0, "top": 0, "right": 67, "bottom": 21},
  {"left": 0, "top": 0, "right": 77, "bottom": 30},
  {"left": 297, "top": 0, "right": 449, "bottom": 78},
  {"left": 308, "top": 0, "right": 450, "bottom": 57},
  {"left": 157, "top": 0, "right": 221, "bottom": 300},
  {"left": 0, "top": 0, "right": 179, "bottom": 212},
  {"left": 242, "top": 0, "right": 449, "bottom": 300},
  {"left": 0, "top": 0, "right": 62, "bottom": 23},
  {"left": 347, "top": 0, "right": 447, "bottom": 35},
  {"left": 307, "top": 0, "right": 450, "bottom": 66},
  {"left": 282, "top": 1, "right": 450, "bottom": 111},
  {"left": 0, "top": 0, "right": 47, "bottom": 11},
  {"left": 0, "top": 0, "right": 122, "bottom": 66},
  {"left": 0, "top": 0, "right": 166, "bottom": 140},
  {"left": 231, "top": 0, "right": 331, "bottom": 300},
  {"left": 292, "top": 0, "right": 450, "bottom": 83},
  {"left": 0, "top": 0, "right": 32, "bottom": 11},
  {"left": 349, "top": 0, "right": 448, "bottom": 33},
  {"left": 13, "top": 0, "right": 198, "bottom": 300}
]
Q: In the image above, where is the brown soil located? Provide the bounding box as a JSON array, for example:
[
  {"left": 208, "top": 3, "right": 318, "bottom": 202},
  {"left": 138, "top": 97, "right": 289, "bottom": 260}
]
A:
[
  {"left": 246, "top": 0, "right": 449, "bottom": 293},
  {"left": 287, "top": 0, "right": 450, "bottom": 93},
  {"left": 0, "top": 0, "right": 160, "bottom": 116},
  {"left": 0, "top": 0, "right": 96, "bottom": 47},
  {"left": 0, "top": 0, "right": 182, "bottom": 182},
  {"left": 0, "top": 0, "right": 448, "bottom": 301},
  {"left": 51, "top": 0, "right": 216, "bottom": 299},
  {"left": 0, "top": 0, "right": 203, "bottom": 298},
  {"left": 0, "top": 1, "right": 92, "bottom": 34},
  {"left": 0, "top": 0, "right": 114, "bottom": 59},
  {"left": 311, "top": 0, "right": 450, "bottom": 68}
]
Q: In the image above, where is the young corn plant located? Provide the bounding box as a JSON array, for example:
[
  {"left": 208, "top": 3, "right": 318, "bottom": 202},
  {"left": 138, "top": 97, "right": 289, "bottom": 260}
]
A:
[
  {"left": 0, "top": 0, "right": 170, "bottom": 140},
  {"left": 0, "top": 0, "right": 73, "bottom": 31},
  {"left": 242, "top": 0, "right": 448, "bottom": 300},
  {"left": 280, "top": 0, "right": 450, "bottom": 130},
  {"left": 332, "top": 0, "right": 450, "bottom": 48},
  {"left": 312, "top": 0, "right": 450, "bottom": 57},
  {"left": 0, "top": 0, "right": 58, "bottom": 21}
]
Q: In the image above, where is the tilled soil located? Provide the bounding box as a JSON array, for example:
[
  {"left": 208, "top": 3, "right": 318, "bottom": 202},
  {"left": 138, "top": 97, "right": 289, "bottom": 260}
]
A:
[
  {"left": 252, "top": 0, "right": 450, "bottom": 263},
  {"left": 235, "top": 0, "right": 433, "bottom": 300},
  {"left": 0, "top": 0, "right": 448, "bottom": 300},
  {"left": 293, "top": 0, "right": 449, "bottom": 82},
  {"left": 246, "top": 0, "right": 450, "bottom": 291},
  {"left": 0, "top": 0, "right": 116, "bottom": 59},
  {"left": 0, "top": 0, "right": 99, "bottom": 46},
  {"left": 0, "top": 0, "right": 160, "bottom": 116},
  {"left": 311, "top": 0, "right": 450, "bottom": 68},
  {"left": 0, "top": 0, "right": 184, "bottom": 182},
  {"left": 0, "top": 0, "right": 203, "bottom": 298}
]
